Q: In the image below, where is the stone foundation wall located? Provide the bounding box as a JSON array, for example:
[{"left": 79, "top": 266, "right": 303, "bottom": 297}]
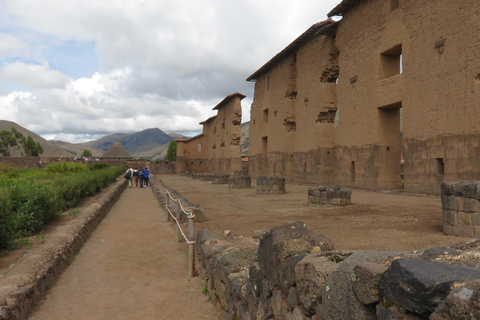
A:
[
  {"left": 228, "top": 169, "right": 252, "bottom": 189},
  {"left": 441, "top": 181, "right": 480, "bottom": 237},
  {"left": 211, "top": 174, "right": 230, "bottom": 184},
  {"left": 196, "top": 222, "right": 480, "bottom": 320},
  {"left": 256, "top": 176, "right": 286, "bottom": 195},
  {"left": 0, "top": 179, "right": 126, "bottom": 320},
  {"left": 308, "top": 186, "right": 352, "bottom": 207}
]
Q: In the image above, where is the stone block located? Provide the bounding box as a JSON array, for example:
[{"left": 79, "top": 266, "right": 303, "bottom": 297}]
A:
[
  {"left": 462, "top": 224, "right": 475, "bottom": 237},
  {"left": 458, "top": 211, "right": 472, "bottom": 225},
  {"left": 445, "top": 211, "right": 458, "bottom": 226},
  {"left": 379, "top": 258, "right": 480, "bottom": 317},
  {"left": 430, "top": 280, "right": 480, "bottom": 320},
  {"left": 332, "top": 198, "right": 341, "bottom": 206},
  {"left": 472, "top": 213, "right": 480, "bottom": 226},
  {"left": 442, "top": 223, "right": 453, "bottom": 235},
  {"left": 475, "top": 226, "right": 480, "bottom": 238},
  {"left": 444, "top": 195, "right": 457, "bottom": 211},
  {"left": 464, "top": 198, "right": 480, "bottom": 213},
  {"left": 452, "top": 225, "right": 462, "bottom": 236},
  {"left": 352, "top": 262, "right": 388, "bottom": 305},
  {"left": 456, "top": 197, "right": 465, "bottom": 212},
  {"left": 465, "top": 183, "right": 478, "bottom": 198}
]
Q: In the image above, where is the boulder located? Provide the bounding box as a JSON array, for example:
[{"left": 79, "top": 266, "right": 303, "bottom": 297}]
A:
[
  {"left": 352, "top": 261, "right": 388, "bottom": 305},
  {"left": 379, "top": 258, "right": 480, "bottom": 317},
  {"left": 294, "top": 253, "right": 338, "bottom": 314},
  {"left": 318, "top": 250, "right": 408, "bottom": 320},
  {"left": 257, "top": 221, "right": 334, "bottom": 293},
  {"left": 430, "top": 280, "right": 480, "bottom": 320}
]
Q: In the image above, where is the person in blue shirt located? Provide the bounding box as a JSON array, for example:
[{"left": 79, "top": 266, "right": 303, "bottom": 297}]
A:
[{"left": 143, "top": 167, "right": 150, "bottom": 187}]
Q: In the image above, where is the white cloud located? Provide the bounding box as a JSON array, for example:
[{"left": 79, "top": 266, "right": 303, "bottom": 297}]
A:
[
  {"left": 0, "top": 62, "right": 69, "bottom": 89},
  {"left": 0, "top": 33, "right": 30, "bottom": 59}
]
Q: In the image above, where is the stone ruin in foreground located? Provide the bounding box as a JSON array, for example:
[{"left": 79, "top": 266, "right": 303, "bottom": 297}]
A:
[{"left": 197, "top": 221, "right": 480, "bottom": 320}]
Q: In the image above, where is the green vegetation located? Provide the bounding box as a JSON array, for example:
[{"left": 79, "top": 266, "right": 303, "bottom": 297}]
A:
[
  {"left": 0, "top": 127, "right": 43, "bottom": 157},
  {"left": 81, "top": 149, "right": 93, "bottom": 158},
  {"left": 0, "top": 163, "right": 124, "bottom": 250},
  {"left": 165, "top": 140, "right": 177, "bottom": 161}
]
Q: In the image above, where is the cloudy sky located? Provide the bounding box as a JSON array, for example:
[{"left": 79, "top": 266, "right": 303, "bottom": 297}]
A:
[{"left": 0, "top": 0, "right": 339, "bottom": 143}]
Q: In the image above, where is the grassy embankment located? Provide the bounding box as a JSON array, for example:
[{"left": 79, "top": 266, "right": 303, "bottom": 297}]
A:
[{"left": 0, "top": 162, "right": 124, "bottom": 250}]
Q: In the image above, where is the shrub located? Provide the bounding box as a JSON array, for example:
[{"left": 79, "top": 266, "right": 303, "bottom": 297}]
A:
[
  {"left": 45, "top": 162, "right": 87, "bottom": 174},
  {"left": 90, "top": 163, "right": 110, "bottom": 171},
  {"left": 0, "top": 165, "right": 124, "bottom": 249}
]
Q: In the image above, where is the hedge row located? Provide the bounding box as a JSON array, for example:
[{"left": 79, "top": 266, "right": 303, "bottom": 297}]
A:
[{"left": 0, "top": 165, "right": 124, "bottom": 250}]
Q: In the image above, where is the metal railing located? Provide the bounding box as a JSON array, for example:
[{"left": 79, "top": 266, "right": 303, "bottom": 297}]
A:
[{"left": 165, "top": 191, "right": 196, "bottom": 278}]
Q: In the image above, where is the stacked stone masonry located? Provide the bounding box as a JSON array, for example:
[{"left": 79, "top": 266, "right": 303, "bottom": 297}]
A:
[
  {"left": 228, "top": 169, "right": 252, "bottom": 189},
  {"left": 256, "top": 176, "right": 286, "bottom": 195},
  {"left": 196, "top": 222, "right": 480, "bottom": 320},
  {"left": 308, "top": 186, "right": 352, "bottom": 207},
  {"left": 441, "top": 181, "right": 480, "bottom": 237}
]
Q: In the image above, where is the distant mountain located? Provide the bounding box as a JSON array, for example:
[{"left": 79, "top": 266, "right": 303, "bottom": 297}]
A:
[
  {"left": 82, "top": 128, "right": 188, "bottom": 160},
  {"left": 0, "top": 120, "right": 73, "bottom": 157},
  {"left": 50, "top": 140, "right": 105, "bottom": 157}
]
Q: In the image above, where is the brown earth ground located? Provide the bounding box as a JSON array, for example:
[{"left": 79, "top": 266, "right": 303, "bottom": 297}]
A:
[{"left": 160, "top": 174, "right": 469, "bottom": 252}]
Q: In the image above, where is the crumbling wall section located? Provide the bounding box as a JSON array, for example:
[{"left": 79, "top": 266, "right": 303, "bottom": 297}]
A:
[{"left": 197, "top": 222, "right": 480, "bottom": 320}]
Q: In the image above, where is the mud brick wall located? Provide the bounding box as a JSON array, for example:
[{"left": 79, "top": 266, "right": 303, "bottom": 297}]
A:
[
  {"left": 308, "top": 186, "right": 352, "bottom": 206},
  {"left": 196, "top": 222, "right": 480, "bottom": 320},
  {"left": 441, "top": 181, "right": 480, "bottom": 237},
  {"left": 256, "top": 176, "right": 286, "bottom": 194}
]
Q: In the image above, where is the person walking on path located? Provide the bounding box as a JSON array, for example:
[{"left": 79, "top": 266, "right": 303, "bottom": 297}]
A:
[
  {"left": 125, "top": 166, "right": 134, "bottom": 188},
  {"left": 139, "top": 167, "right": 144, "bottom": 188},
  {"left": 132, "top": 167, "right": 139, "bottom": 187},
  {"left": 143, "top": 167, "right": 150, "bottom": 187}
]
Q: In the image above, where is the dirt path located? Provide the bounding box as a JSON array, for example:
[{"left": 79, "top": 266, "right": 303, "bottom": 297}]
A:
[
  {"left": 160, "top": 174, "right": 469, "bottom": 252},
  {"left": 27, "top": 185, "right": 219, "bottom": 320}
]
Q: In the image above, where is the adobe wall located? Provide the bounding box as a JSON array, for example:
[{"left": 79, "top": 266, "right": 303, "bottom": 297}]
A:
[
  {"left": 333, "top": 0, "right": 480, "bottom": 193},
  {"left": 248, "top": 33, "right": 337, "bottom": 183},
  {"left": 176, "top": 93, "right": 244, "bottom": 176}
]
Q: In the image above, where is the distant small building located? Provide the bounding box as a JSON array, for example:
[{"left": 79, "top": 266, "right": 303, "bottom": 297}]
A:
[
  {"left": 101, "top": 142, "right": 133, "bottom": 159},
  {"left": 176, "top": 92, "right": 244, "bottom": 175}
]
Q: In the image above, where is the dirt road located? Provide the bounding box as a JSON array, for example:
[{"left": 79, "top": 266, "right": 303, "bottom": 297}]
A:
[
  {"left": 160, "top": 174, "right": 468, "bottom": 252},
  {"left": 27, "top": 185, "right": 219, "bottom": 320}
]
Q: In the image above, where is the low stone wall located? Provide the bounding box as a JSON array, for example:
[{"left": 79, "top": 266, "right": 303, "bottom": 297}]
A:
[
  {"left": 211, "top": 174, "right": 230, "bottom": 184},
  {"left": 256, "top": 176, "right": 285, "bottom": 194},
  {"left": 308, "top": 186, "right": 352, "bottom": 206},
  {"left": 0, "top": 179, "right": 127, "bottom": 320},
  {"left": 441, "top": 181, "right": 480, "bottom": 237},
  {"left": 196, "top": 222, "right": 480, "bottom": 320},
  {"left": 228, "top": 169, "right": 251, "bottom": 189}
]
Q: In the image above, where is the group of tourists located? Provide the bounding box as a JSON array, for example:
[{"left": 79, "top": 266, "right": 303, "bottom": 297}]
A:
[{"left": 125, "top": 166, "right": 150, "bottom": 188}]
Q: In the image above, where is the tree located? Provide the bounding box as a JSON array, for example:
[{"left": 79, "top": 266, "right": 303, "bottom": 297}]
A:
[
  {"left": 20, "top": 135, "right": 44, "bottom": 157},
  {"left": 165, "top": 140, "right": 177, "bottom": 161},
  {"left": 0, "top": 127, "right": 24, "bottom": 156},
  {"left": 81, "top": 149, "right": 93, "bottom": 158}
]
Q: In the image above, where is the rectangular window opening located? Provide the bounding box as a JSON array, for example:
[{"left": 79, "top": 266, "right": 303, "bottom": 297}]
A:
[
  {"left": 351, "top": 161, "right": 356, "bottom": 182},
  {"left": 435, "top": 158, "right": 445, "bottom": 175},
  {"left": 303, "top": 163, "right": 307, "bottom": 173},
  {"left": 198, "top": 143, "right": 202, "bottom": 152},
  {"left": 263, "top": 108, "right": 269, "bottom": 123},
  {"left": 262, "top": 136, "right": 268, "bottom": 154},
  {"left": 381, "top": 44, "right": 402, "bottom": 78}
]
